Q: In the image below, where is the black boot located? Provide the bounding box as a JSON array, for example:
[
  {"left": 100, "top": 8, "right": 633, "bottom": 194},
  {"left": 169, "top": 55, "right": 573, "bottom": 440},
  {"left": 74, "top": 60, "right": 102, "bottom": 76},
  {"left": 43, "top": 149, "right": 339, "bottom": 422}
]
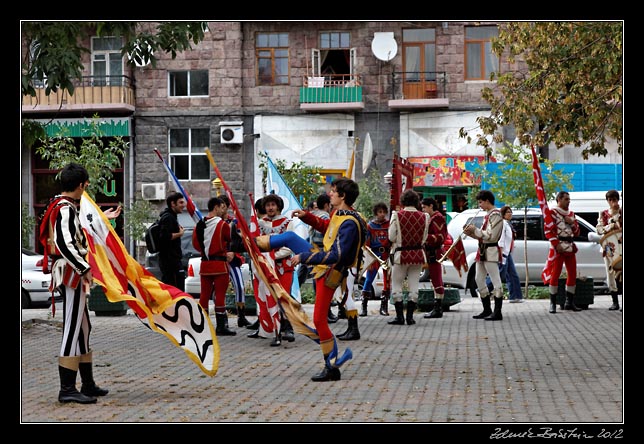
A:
[
  {"left": 424, "top": 298, "right": 443, "bottom": 319},
  {"left": 281, "top": 317, "right": 295, "bottom": 342},
  {"left": 270, "top": 331, "right": 282, "bottom": 347},
  {"left": 473, "top": 296, "right": 492, "bottom": 319},
  {"left": 246, "top": 319, "right": 260, "bottom": 330},
  {"left": 406, "top": 300, "right": 416, "bottom": 325},
  {"left": 215, "top": 313, "right": 237, "bottom": 336},
  {"left": 327, "top": 306, "right": 338, "bottom": 323},
  {"left": 388, "top": 301, "right": 405, "bottom": 325},
  {"left": 337, "top": 304, "right": 347, "bottom": 319},
  {"left": 338, "top": 316, "right": 360, "bottom": 341},
  {"left": 609, "top": 291, "right": 620, "bottom": 311},
  {"left": 79, "top": 353, "right": 108, "bottom": 397},
  {"left": 485, "top": 297, "right": 503, "bottom": 321},
  {"left": 359, "top": 291, "right": 370, "bottom": 317},
  {"left": 311, "top": 356, "right": 341, "bottom": 382},
  {"left": 563, "top": 291, "right": 581, "bottom": 311},
  {"left": 379, "top": 290, "right": 390, "bottom": 316},
  {"left": 58, "top": 360, "right": 97, "bottom": 404},
  {"left": 236, "top": 303, "right": 252, "bottom": 327},
  {"left": 549, "top": 293, "right": 557, "bottom": 314}
]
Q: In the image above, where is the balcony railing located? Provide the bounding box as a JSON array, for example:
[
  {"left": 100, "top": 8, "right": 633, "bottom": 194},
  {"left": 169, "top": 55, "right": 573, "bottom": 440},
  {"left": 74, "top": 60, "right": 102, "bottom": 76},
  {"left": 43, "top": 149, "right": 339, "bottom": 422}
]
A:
[
  {"left": 300, "top": 74, "right": 364, "bottom": 110},
  {"left": 388, "top": 71, "right": 448, "bottom": 110},
  {"left": 22, "top": 75, "right": 136, "bottom": 114}
]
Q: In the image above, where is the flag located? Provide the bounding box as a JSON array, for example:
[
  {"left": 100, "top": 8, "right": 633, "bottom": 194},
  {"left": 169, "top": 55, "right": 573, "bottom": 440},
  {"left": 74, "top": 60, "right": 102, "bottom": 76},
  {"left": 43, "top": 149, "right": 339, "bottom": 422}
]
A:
[
  {"left": 79, "top": 192, "right": 219, "bottom": 377},
  {"left": 205, "top": 149, "right": 319, "bottom": 342},
  {"left": 346, "top": 144, "right": 356, "bottom": 180},
  {"left": 265, "top": 152, "right": 309, "bottom": 302},
  {"left": 154, "top": 148, "right": 203, "bottom": 225},
  {"left": 390, "top": 154, "right": 414, "bottom": 213},
  {"left": 445, "top": 236, "right": 469, "bottom": 278},
  {"left": 531, "top": 145, "right": 555, "bottom": 284}
]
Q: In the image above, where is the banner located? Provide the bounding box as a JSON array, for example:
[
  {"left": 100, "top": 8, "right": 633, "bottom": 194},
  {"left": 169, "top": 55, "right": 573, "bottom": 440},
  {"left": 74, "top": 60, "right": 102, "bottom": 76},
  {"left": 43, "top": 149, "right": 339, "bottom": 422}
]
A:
[
  {"left": 154, "top": 148, "right": 203, "bottom": 225},
  {"left": 79, "top": 192, "right": 219, "bottom": 377},
  {"left": 531, "top": 145, "right": 555, "bottom": 284}
]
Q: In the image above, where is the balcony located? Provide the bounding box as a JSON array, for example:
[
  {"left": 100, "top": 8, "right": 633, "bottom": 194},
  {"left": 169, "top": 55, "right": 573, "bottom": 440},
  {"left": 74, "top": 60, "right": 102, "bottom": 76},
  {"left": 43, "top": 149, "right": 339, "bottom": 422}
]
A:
[
  {"left": 22, "top": 75, "right": 136, "bottom": 115},
  {"left": 388, "top": 71, "right": 449, "bottom": 110},
  {"left": 299, "top": 74, "right": 364, "bottom": 111}
]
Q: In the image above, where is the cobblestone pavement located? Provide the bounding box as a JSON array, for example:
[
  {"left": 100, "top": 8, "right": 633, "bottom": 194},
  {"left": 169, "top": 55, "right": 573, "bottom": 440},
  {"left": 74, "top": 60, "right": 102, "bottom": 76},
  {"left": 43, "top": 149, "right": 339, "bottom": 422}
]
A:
[{"left": 20, "top": 293, "right": 624, "bottom": 431}]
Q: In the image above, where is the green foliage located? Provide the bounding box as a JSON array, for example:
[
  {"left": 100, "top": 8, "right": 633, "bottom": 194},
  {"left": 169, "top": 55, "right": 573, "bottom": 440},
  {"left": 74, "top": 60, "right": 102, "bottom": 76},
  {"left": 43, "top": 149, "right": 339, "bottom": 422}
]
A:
[
  {"left": 123, "top": 199, "right": 156, "bottom": 242},
  {"left": 354, "top": 168, "right": 390, "bottom": 217},
  {"left": 34, "top": 115, "right": 127, "bottom": 200},
  {"left": 21, "top": 202, "right": 37, "bottom": 249},
  {"left": 257, "top": 151, "right": 326, "bottom": 207},
  {"left": 460, "top": 22, "right": 622, "bottom": 158}
]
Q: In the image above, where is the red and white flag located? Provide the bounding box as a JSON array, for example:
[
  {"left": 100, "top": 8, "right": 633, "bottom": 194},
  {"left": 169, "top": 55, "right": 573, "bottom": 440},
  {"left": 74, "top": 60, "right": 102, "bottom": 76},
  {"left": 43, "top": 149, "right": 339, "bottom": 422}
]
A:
[
  {"left": 531, "top": 145, "right": 555, "bottom": 284},
  {"left": 79, "top": 192, "right": 219, "bottom": 376}
]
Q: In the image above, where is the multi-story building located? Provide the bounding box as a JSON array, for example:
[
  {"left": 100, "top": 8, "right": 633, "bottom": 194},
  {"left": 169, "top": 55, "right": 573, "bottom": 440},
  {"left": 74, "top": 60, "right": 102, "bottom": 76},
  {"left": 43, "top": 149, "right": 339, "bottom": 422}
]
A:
[{"left": 21, "top": 21, "right": 622, "bottom": 253}]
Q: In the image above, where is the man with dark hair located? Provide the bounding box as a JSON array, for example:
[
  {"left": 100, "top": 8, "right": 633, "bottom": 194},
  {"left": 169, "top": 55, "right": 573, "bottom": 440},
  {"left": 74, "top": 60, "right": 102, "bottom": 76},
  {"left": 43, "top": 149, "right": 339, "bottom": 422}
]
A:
[
  {"left": 362, "top": 202, "right": 391, "bottom": 316},
  {"left": 596, "top": 189, "right": 622, "bottom": 311},
  {"left": 421, "top": 197, "right": 448, "bottom": 319},
  {"left": 463, "top": 190, "right": 504, "bottom": 321},
  {"left": 40, "top": 162, "right": 120, "bottom": 404},
  {"left": 158, "top": 191, "right": 186, "bottom": 291},
  {"left": 388, "top": 189, "right": 429, "bottom": 326},
  {"left": 192, "top": 196, "right": 236, "bottom": 335}
]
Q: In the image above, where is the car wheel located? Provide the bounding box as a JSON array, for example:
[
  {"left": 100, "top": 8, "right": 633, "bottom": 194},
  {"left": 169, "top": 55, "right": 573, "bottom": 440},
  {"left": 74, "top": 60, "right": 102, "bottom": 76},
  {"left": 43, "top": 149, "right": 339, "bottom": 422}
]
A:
[
  {"left": 466, "top": 268, "right": 478, "bottom": 298},
  {"left": 21, "top": 289, "right": 31, "bottom": 309}
]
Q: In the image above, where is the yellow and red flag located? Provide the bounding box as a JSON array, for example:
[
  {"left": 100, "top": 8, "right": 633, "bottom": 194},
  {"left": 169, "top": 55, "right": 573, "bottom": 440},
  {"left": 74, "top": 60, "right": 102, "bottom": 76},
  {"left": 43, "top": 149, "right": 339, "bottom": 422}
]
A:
[{"left": 79, "top": 192, "right": 219, "bottom": 377}]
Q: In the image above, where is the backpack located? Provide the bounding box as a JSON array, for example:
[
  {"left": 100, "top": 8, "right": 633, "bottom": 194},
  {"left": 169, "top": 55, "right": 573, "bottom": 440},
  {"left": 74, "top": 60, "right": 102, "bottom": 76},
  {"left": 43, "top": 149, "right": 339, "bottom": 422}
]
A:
[{"left": 145, "top": 220, "right": 162, "bottom": 253}]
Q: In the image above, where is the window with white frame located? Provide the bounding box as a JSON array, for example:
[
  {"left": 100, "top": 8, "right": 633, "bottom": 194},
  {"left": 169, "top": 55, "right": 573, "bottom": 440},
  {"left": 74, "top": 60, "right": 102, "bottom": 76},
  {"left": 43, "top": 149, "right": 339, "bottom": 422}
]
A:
[
  {"left": 168, "top": 70, "right": 209, "bottom": 97},
  {"left": 91, "top": 36, "right": 124, "bottom": 86},
  {"left": 465, "top": 26, "right": 499, "bottom": 80},
  {"left": 169, "top": 128, "right": 211, "bottom": 181}
]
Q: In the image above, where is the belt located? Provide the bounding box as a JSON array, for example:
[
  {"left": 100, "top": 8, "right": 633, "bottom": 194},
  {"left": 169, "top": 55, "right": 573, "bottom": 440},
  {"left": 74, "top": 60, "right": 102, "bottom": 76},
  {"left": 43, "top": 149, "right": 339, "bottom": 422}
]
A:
[
  {"left": 482, "top": 242, "right": 498, "bottom": 247},
  {"left": 558, "top": 236, "right": 574, "bottom": 242},
  {"left": 395, "top": 245, "right": 422, "bottom": 252},
  {"left": 204, "top": 255, "right": 227, "bottom": 261}
]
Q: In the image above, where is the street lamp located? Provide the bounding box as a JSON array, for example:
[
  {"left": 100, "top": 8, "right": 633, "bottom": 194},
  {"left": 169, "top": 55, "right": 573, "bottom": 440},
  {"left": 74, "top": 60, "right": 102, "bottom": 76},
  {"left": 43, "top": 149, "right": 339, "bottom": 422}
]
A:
[{"left": 212, "top": 177, "right": 223, "bottom": 196}]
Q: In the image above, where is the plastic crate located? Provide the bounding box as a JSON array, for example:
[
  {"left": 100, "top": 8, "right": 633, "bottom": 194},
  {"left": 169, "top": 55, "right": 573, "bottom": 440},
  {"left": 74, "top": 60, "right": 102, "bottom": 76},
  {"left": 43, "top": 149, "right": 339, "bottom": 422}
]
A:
[
  {"left": 392, "top": 288, "right": 461, "bottom": 311},
  {"left": 557, "top": 277, "right": 594, "bottom": 309},
  {"left": 88, "top": 286, "right": 128, "bottom": 316}
]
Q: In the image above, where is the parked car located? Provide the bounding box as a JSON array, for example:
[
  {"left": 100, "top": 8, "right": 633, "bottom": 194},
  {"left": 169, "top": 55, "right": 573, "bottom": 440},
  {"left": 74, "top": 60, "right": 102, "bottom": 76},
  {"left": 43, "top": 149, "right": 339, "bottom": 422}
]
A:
[
  {"left": 21, "top": 248, "right": 61, "bottom": 308},
  {"left": 185, "top": 256, "right": 253, "bottom": 299},
  {"left": 144, "top": 213, "right": 200, "bottom": 281},
  {"left": 441, "top": 208, "right": 607, "bottom": 297}
]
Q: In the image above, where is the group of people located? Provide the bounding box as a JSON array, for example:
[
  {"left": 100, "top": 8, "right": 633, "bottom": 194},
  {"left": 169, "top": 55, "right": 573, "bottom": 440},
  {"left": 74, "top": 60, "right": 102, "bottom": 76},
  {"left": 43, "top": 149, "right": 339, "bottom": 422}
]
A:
[{"left": 39, "top": 161, "right": 623, "bottom": 401}]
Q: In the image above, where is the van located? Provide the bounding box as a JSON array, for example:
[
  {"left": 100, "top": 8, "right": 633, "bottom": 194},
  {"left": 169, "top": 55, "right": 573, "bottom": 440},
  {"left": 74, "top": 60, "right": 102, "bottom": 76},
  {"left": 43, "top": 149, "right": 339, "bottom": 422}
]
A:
[{"left": 441, "top": 208, "right": 607, "bottom": 297}]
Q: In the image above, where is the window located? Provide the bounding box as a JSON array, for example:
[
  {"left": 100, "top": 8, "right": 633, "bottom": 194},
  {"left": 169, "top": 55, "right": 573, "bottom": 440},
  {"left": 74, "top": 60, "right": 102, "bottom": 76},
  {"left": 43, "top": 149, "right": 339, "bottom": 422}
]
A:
[
  {"left": 91, "top": 36, "right": 124, "bottom": 86},
  {"left": 256, "top": 33, "right": 289, "bottom": 85},
  {"left": 168, "top": 70, "right": 209, "bottom": 97},
  {"left": 465, "top": 26, "right": 499, "bottom": 80},
  {"left": 510, "top": 215, "right": 545, "bottom": 241},
  {"left": 403, "top": 28, "right": 436, "bottom": 81},
  {"left": 168, "top": 128, "right": 211, "bottom": 181}
]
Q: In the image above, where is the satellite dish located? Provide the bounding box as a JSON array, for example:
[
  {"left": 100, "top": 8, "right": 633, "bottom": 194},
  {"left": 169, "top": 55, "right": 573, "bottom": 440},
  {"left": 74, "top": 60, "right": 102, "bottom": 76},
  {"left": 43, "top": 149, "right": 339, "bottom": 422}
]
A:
[
  {"left": 371, "top": 32, "right": 398, "bottom": 62},
  {"left": 362, "top": 132, "right": 373, "bottom": 174}
]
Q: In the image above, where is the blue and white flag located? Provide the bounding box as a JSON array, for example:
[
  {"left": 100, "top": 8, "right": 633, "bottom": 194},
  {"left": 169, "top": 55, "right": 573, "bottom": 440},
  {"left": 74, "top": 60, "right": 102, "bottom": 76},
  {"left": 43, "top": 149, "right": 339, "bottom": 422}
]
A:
[
  {"left": 154, "top": 148, "right": 203, "bottom": 225},
  {"left": 265, "top": 153, "right": 310, "bottom": 302}
]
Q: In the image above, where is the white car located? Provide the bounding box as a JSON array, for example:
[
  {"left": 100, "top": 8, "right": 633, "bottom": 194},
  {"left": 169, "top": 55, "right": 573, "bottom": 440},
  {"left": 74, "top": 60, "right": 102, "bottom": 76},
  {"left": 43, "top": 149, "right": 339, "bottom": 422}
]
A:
[
  {"left": 441, "top": 208, "right": 607, "bottom": 297},
  {"left": 21, "top": 248, "right": 61, "bottom": 308},
  {"left": 185, "top": 256, "right": 252, "bottom": 299}
]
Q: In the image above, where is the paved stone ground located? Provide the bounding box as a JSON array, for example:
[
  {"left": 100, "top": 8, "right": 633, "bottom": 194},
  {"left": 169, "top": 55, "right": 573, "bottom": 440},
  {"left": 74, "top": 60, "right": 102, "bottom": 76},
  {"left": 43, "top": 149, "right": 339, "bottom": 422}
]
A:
[{"left": 20, "top": 293, "right": 624, "bottom": 432}]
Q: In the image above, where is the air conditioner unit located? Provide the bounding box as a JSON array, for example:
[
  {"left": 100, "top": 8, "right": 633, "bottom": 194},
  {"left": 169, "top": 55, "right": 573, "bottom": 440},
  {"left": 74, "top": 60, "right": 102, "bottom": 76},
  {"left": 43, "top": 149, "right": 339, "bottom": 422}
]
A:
[
  {"left": 219, "top": 121, "right": 244, "bottom": 144},
  {"left": 141, "top": 182, "right": 166, "bottom": 201}
]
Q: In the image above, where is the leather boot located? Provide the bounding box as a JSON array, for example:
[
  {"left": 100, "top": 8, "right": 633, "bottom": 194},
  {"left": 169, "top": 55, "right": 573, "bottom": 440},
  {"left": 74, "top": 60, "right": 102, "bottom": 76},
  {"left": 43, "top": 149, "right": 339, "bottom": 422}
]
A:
[
  {"left": 215, "top": 313, "right": 237, "bottom": 336},
  {"left": 338, "top": 316, "right": 360, "bottom": 341},
  {"left": 236, "top": 303, "right": 251, "bottom": 327},
  {"left": 388, "top": 301, "right": 405, "bottom": 325},
  {"left": 281, "top": 317, "right": 295, "bottom": 342},
  {"left": 485, "top": 297, "right": 503, "bottom": 321},
  {"left": 79, "top": 352, "right": 108, "bottom": 397},
  {"left": 549, "top": 293, "right": 557, "bottom": 314},
  {"left": 379, "top": 290, "right": 390, "bottom": 316},
  {"left": 406, "top": 300, "right": 417, "bottom": 325},
  {"left": 424, "top": 298, "right": 443, "bottom": 319},
  {"left": 359, "top": 291, "right": 370, "bottom": 316},
  {"left": 311, "top": 355, "right": 341, "bottom": 382},
  {"left": 327, "top": 307, "right": 338, "bottom": 323},
  {"left": 563, "top": 291, "right": 581, "bottom": 311},
  {"left": 246, "top": 319, "right": 260, "bottom": 330},
  {"left": 337, "top": 304, "right": 347, "bottom": 319},
  {"left": 609, "top": 291, "right": 620, "bottom": 311},
  {"left": 270, "top": 331, "right": 282, "bottom": 347},
  {"left": 473, "top": 296, "right": 492, "bottom": 319},
  {"left": 58, "top": 357, "right": 97, "bottom": 404}
]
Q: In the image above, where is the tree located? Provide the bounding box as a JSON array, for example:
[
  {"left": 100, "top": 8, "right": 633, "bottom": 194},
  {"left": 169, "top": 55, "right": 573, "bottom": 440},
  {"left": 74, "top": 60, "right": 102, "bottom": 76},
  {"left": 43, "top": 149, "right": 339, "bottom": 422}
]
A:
[
  {"left": 474, "top": 142, "right": 574, "bottom": 297},
  {"left": 460, "top": 22, "right": 622, "bottom": 159},
  {"left": 354, "top": 168, "right": 390, "bottom": 218}
]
